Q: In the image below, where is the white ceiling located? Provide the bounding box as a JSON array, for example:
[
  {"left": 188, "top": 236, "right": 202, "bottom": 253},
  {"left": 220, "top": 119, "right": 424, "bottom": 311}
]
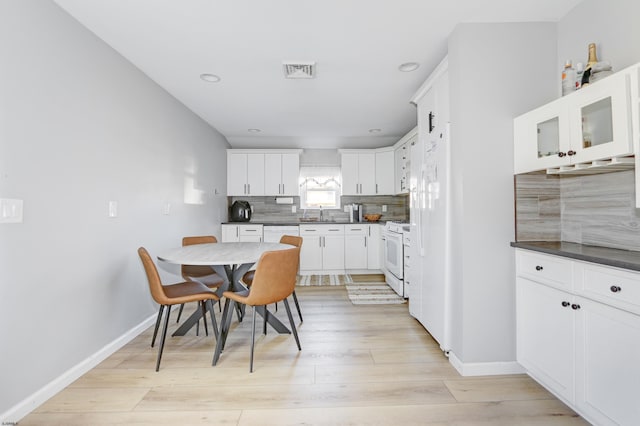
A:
[{"left": 53, "top": 0, "right": 582, "bottom": 149}]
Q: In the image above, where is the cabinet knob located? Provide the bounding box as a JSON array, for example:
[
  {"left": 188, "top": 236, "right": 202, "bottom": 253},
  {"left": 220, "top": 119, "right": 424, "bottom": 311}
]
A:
[
  {"left": 561, "top": 301, "right": 570, "bottom": 307},
  {"left": 571, "top": 304, "right": 581, "bottom": 310},
  {"left": 535, "top": 265, "right": 543, "bottom": 271},
  {"left": 567, "top": 150, "right": 576, "bottom": 156},
  {"left": 610, "top": 285, "right": 622, "bottom": 293},
  {"left": 558, "top": 152, "right": 566, "bottom": 158}
]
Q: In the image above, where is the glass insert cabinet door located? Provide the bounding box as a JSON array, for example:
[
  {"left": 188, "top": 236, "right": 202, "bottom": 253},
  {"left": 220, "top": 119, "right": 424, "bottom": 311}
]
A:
[
  {"left": 513, "top": 96, "right": 571, "bottom": 174},
  {"left": 537, "top": 117, "right": 560, "bottom": 158},
  {"left": 569, "top": 71, "right": 632, "bottom": 163}
]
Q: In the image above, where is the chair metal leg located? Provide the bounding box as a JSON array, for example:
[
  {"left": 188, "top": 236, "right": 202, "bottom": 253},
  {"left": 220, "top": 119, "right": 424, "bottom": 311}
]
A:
[
  {"left": 292, "top": 290, "right": 303, "bottom": 322},
  {"left": 250, "top": 305, "right": 257, "bottom": 373},
  {"left": 213, "top": 298, "right": 235, "bottom": 366},
  {"left": 263, "top": 307, "right": 267, "bottom": 335},
  {"left": 155, "top": 305, "right": 172, "bottom": 371},
  {"left": 151, "top": 305, "right": 164, "bottom": 348},
  {"left": 205, "top": 299, "right": 219, "bottom": 340},
  {"left": 200, "top": 301, "right": 209, "bottom": 337},
  {"left": 176, "top": 303, "right": 184, "bottom": 323},
  {"left": 283, "top": 299, "right": 301, "bottom": 350}
]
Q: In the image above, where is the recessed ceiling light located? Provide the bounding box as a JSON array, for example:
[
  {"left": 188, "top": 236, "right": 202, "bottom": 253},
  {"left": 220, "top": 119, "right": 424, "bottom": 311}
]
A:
[
  {"left": 368, "top": 128, "right": 382, "bottom": 133},
  {"left": 200, "top": 73, "right": 221, "bottom": 83},
  {"left": 398, "top": 62, "right": 420, "bottom": 72},
  {"left": 248, "top": 128, "right": 261, "bottom": 133}
]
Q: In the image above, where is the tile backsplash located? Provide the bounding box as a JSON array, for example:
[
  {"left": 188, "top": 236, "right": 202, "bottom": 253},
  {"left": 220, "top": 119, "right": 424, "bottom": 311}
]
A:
[
  {"left": 229, "top": 195, "right": 408, "bottom": 223},
  {"left": 515, "top": 170, "right": 640, "bottom": 251}
]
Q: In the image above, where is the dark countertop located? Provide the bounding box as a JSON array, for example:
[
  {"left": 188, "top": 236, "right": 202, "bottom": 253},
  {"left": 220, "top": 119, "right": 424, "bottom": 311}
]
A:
[
  {"left": 222, "top": 221, "right": 386, "bottom": 226},
  {"left": 511, "top": 241, "right": 640, "bottom": 272}
]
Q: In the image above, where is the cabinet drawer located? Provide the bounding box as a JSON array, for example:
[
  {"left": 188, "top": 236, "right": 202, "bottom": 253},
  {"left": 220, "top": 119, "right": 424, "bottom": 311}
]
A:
[
  {"left": 516, "top": 250, "right": 573, "bottom": 290},
  {"left": 239, "top": 224, "right": 263, "bottom": 235},
  {"left": 299, "top": 225, "right": 345, "bottom": 236},
  {"left": 578, "top": 263, "right": 640, "bottom": 315},
  {"left": 345, "top": 225, "right": 367, "bottom": 235}
]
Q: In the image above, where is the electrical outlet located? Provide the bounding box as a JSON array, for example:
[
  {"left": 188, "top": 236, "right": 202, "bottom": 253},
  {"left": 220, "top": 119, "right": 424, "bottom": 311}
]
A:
[
  {"left": 291, "top": 205, "right": 296, "bottom": 213},
  {"left": 163, "top": 202, "right": 171, "bottom": 215},
  {"left": 382, "top": 205, "right": 387, "bottom": 212}
]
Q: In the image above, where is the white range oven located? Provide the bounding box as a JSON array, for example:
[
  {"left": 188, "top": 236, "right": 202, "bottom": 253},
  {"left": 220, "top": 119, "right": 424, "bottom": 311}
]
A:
[{"left": 383, "top": 221, "right": 410, "bottom": 297}]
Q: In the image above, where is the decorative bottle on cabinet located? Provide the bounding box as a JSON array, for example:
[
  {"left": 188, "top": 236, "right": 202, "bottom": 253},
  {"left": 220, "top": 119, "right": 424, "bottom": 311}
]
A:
[
  {"left": 562, "top": 60, "right": 576, "bottom": 95},
  {"left": 581, "top": 43, "right": 598, "bottom": 87}
]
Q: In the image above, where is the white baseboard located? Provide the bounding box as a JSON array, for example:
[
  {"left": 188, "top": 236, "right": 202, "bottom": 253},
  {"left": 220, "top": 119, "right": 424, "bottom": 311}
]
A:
[
  {"left": 448, "top": 352, "right": 526, "bottom": 376},
  {"left": 1, "top": 313, "right": 157, "bottom": 424}
]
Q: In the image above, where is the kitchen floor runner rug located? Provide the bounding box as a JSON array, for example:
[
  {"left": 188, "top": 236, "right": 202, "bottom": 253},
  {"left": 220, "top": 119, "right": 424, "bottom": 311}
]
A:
[
  {"left": 346, "top": 282, "right": 407, "bottom": 305},
  {"left": 296, "top": 274, "right": 353, "bottom": 286}
]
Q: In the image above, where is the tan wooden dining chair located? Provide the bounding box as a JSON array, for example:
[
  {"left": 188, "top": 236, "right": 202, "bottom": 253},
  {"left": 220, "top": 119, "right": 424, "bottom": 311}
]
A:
[
  {"left": 213, "top": 246, "right": 301, "bottom": 372},
  {"left": 177, "top": 236, "right": 225, "bottom": 332},
  {"left": 138, "top": 247, "right": 220, "bottom": 371},
  {"left": 242, "top": 235, "right": 303, "bottom": 323}
]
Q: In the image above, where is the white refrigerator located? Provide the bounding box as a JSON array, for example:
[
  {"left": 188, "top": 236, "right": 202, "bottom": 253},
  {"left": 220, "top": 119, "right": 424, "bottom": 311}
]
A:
[{"left": 409, "top": 81, "right": 452, "bottom": 354}]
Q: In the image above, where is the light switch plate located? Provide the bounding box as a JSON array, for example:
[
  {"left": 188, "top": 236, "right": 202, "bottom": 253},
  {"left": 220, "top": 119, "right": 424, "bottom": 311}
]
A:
[
  {"left": 0, "top": 198, "right": 23, "bottom": 223},
  {"left": 382, "top": 205, "right": 388, "bottom": 212},
  {"left": 108, "top": 201, "right": 118, "bottom": 218},
  {"left": 291, "top": 205, "right": 296, "bottom": 213}
]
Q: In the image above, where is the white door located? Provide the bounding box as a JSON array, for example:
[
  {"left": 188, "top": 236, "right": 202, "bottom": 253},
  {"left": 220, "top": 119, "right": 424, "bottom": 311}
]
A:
[
  {"left": 517, "top": 278, "right": 575, "bottom": 402},
  {"left": 569, "top": 72, "right": 633, "bottom": 164},
  {"left": 375, "top": 150, "right": 394, "bottom": 195},
  {"left": 341, "top": 153, "right": 360, "bottom": 195},
  {"left": 366, "top": 224, "right": 381, "bottom": 270},
  {"left": 575, "top": 298, "right": 640, "bottom": 426},
  {"left": 280, "top": 153, "right": 300, "bottom": 196},
  {"left": 246, "top": 153, "right": 265, "bottom": 195},
  {"left": 264, "top": 153, "right": 282, "bottom": 195},
  {"left": 345, "top": 234, "right": 367, "bottom": 269},
  {"left": 300, "top": 235, "right": 322, "bottom": 271},
  {"left": 227, "top": 153, "right": 248, "bottom": 196},
  {"left": 358, "top": 152, "right": 376, "bottom": 195},
  {"left": 323, "top": 234, "right": 345, "bottom": 270},
  {"left": 221, "top": 224, "right": 240, "bottom": 242}
]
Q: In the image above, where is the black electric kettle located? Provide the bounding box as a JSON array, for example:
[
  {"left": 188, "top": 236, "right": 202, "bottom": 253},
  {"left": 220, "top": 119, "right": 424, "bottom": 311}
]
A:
[{"left": 230, "top": 200, "right": 252, "bottom": 222}]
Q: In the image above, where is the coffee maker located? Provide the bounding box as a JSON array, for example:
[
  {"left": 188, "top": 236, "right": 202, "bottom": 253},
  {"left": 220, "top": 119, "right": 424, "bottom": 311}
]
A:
[{"left": 348, "top": 204, "right": 363, "bottom": 223}]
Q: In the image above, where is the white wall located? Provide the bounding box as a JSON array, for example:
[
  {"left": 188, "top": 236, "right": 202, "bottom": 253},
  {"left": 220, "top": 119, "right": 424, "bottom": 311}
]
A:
[
  {"left": 447, "top": 23, "right": 557, "bottom": 364},
  {"left": 0, "top": 0, "right": 229, "bottom": 416},
  {"left": 557, "top": 0, "right": 640, "bottom": 91}
]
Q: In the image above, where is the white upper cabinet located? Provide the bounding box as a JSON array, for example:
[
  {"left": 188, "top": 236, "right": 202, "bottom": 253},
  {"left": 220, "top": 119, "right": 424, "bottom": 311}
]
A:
[
  {"left": 340, "top": 149, "right": 393, "bottom": 195},
  {"left": 394, "top": 128, "right": 417, "bottom": 195},
  {"left": 514, "top": 69, "right": 634, "bottom": 174},
  {"left": 374, "top": 148, "right": 395, "bottom": 195},
  {"left": 228, "top": 149, "right": 301, "bottom": 196},
  {"left": 227, "top": 152, "right": 265, "bottom": 196},
  {"left": 264, "top": 152, "right": 300, "bottom": 196}
]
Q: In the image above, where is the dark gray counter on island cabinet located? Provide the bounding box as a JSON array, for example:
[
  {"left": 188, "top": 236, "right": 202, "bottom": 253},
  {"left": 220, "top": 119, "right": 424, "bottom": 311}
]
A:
[{"left": 511, "top": 241, "right": 640, "bottom": 272}]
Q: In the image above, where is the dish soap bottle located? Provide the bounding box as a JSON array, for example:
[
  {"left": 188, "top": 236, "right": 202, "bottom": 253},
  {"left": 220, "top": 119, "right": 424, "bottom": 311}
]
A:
[{"left": 562, "top": 60, "right": 576, "bottom": 95}]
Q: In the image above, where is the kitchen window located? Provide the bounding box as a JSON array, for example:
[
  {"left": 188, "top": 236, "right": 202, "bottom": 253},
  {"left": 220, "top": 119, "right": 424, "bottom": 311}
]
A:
[{"left": 299, "top": 166, "right": 341, "bottom": 209}]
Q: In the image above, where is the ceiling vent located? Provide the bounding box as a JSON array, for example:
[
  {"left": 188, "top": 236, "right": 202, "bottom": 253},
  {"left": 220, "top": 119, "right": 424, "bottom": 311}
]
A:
[{"left": 283, "top": 61, "right": 316, "bottom": 79}]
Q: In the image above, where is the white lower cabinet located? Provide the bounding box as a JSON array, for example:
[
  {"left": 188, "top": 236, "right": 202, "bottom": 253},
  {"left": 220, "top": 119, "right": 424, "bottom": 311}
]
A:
[
  {"left": 517, "top": 277, "right": 575, "bottom": 402},
  {"left": 299, "top": 225, "right": 345, "bottom": 273},
  {"left": 345, "top": 225, "right": 367, "bottom": 269},
  {"left": 221, "top": 224, "right": 263, "bottom": 242},
  {"left": 575, "top": 298, "right": 640, "bottom": 426},
  {"left": 344, "top": 224, "right": 382, "bottom": 271},
  {"left": 516, "top": 249, "right": 640, "bottom": 426}
]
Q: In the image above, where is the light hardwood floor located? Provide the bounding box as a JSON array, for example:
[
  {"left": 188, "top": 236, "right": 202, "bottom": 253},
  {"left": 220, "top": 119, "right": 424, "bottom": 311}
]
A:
[{"left": 21, "top": 284, "right": 587, "bottom": 425}]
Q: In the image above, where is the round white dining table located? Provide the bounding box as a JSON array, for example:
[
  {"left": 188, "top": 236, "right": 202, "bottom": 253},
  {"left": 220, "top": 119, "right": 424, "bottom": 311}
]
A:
[{"left": 157, "top": 241, "right": 293, "bottom": 336}]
